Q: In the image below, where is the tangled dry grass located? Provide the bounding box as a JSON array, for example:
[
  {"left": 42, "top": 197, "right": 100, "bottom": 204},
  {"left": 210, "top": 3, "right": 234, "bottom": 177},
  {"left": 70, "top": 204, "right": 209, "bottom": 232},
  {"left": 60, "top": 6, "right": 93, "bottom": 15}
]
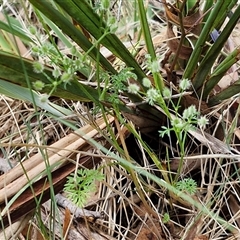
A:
[{"left": 1, "top": 1, "right": 240, "bottom": 240}]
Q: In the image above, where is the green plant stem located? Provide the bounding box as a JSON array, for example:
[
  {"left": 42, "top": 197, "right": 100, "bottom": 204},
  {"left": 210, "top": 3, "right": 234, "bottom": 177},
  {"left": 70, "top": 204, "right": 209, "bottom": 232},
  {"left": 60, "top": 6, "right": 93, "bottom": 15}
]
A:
[
  {"left": 202, "top": 0, "right": 214, "bottom": 22},
  {"left": 170, "top": 0, "right": 187, "bottom": 74},
  {"left": 137, "top": 0, "right": 164, "bottom": 91},
  {"left": 126, "top": 122, "right": 171, "bottom": 185},
  {"left": 29, "top": 0, "right": 116, "bottom": 74},
  {"left": 208, "top": 80, "right": 240, "bottom": 106},
  {"left": 81, "top": 132, "right": 238, "bottom": 234},
  {"left": 174, "top": 131, "right": 185, "bottom": 182},
  {"left": 83, "top": 30, "right": 110, "bottom": 60},
  {"left": 183, "top": 0, "right": 235, "bottom": 81},
  {"left": 114, "top": 118, "right": 159, "bottom": 218},
  {"left": 203, "top": 48, "right": 240, "bottom": 99},
  {"left": 193, "top": 2, "right": 240, "bottom": 94},
  {"left": 54, "top": 0, "right": 147, "bottom": 83}
]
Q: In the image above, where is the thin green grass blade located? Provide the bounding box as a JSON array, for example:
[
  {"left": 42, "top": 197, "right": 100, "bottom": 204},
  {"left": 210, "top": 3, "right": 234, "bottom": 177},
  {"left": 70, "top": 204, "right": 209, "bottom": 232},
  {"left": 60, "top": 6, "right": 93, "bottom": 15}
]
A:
[
  {"left": 186, "top": 0, "right": 198, "bottom": 12},
  {"left": 209, "top": 80, "right": 240, "bottom": 107},
  {"left": 28, "top": 0, "right": 116, "bottom": 74},
  {"left": 0, "top": 51, "right": 135, "bottom": 114},
  {"left": 0, "top": 31, "right": 15, "bottom": 52},
  {"left": 0, "top": 79, "right": 72, "bottom": 117},
  {"left": 0, "top": 17, "right": 33, "bottom": 43},
  {"left": 80, "top": 128, "right": 238, "bottom": 234},
  {"left": 53, "top": 0, "right": 146, "bottom": 83},
  {"left": 192, "top": 4, "right": 240, "bottom": 93},
  {"left": 37, "top": 12, "right": 73, "bottom": 49},
  {"left": 137, "top": 0, "right": 164, "bottom": 90},
  {"left": 202, "top": 0, "right": 214, "bottom": 21},
  {"left": 0, "top": 51, "right": 100, "bottom": 102},
  {"left": 214, "top": 1, "right": 237, "bottom": 31},
  {"left": 203, "top": 48, "right": 240, "bottom": 99},
  {"left": 183, "top": 0, "right": 237, "bottom": 81},
  {"left": 0, "top": 15, "right": 30, "bottom": 54}
]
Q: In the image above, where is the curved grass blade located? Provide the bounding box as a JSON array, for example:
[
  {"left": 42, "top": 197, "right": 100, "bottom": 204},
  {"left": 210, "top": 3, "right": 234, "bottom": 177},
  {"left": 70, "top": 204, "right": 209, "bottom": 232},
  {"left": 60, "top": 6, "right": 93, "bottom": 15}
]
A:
[
  {"left": 28, "top": 0, "right": 116, "bottom": 75},
  {"left": 0, "top": 79, "right": 72, "bottom": 117},
  {"left": 183, "top": 0, "right": 237, "bottom": 81},
  {"left": 137, "top": 0, "right": 164, "bottom": 90},
  {"left": 53, "top": 0, "right": 146, "bottom": 83},
  {"left": 0, "top": 51, "right": 136, "bottom": 114},
  {"left": 37, "top": 12, "right": 73, "bottom": 49},
  {"left": 0, "top": 51, "right": 100, "bottom": 102},
  {"left": 203, "top": 48, "right": 240, "bottom": 99},
  {"left": 0, "top": 15, "right": 33, "bottom": 43},
  {"left": 208, "top": 80, "right": 240, "bottom": 107},
  {"left": 192, "top": 3, "right": 240, "bottom": 93}
]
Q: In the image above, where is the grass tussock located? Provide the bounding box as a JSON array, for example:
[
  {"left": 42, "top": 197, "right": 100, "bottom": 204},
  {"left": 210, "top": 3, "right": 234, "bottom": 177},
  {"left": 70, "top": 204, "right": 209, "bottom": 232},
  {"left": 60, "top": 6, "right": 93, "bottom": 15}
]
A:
[{"left": 0, "top": 1, "right": 240, "bottom": 240}]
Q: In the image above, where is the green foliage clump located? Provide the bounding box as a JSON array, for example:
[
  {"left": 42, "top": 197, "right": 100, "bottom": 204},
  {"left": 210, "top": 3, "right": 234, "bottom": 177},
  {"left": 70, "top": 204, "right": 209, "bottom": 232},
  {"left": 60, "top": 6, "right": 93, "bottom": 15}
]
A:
[
  {"left": 64, "top": 169, "right": 104, "bottom": 207},
  {"left": 176, "top": 178, "right": 197, "bottom": 195},
  {"left": 162, "top": 213, "right": 170, "bottom": 224}
]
